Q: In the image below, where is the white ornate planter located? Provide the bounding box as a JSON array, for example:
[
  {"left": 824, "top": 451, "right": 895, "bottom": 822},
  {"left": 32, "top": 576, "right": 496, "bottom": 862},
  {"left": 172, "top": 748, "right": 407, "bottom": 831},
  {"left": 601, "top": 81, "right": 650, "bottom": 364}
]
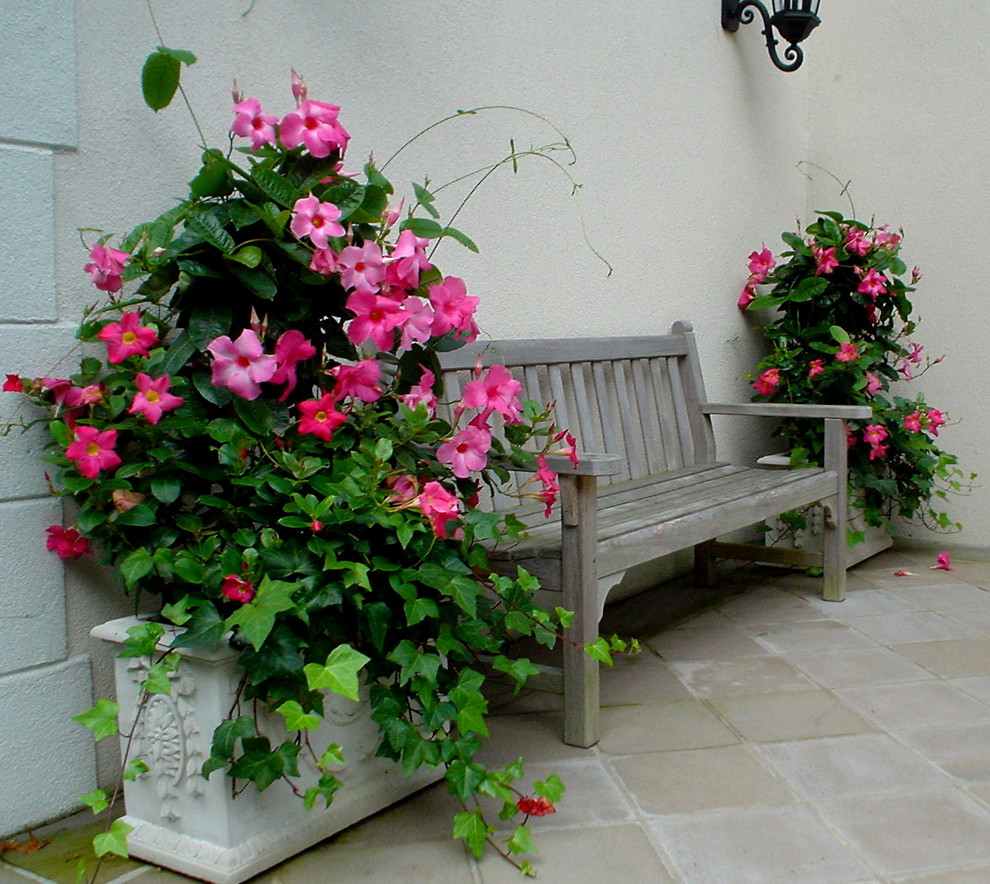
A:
[
  {"left": 91, "top": 616, "right": 443, "bottom": 884},
  {"left": 758, "top": 454, "right": 892, "bottom": 567}
]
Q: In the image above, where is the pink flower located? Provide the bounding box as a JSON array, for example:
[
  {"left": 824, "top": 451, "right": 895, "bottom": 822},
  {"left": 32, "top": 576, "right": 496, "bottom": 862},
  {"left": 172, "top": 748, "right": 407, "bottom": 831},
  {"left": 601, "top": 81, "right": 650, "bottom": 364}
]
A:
[
  {"left": 382, "top": 198, "right": 405, "bottom": 231},
  {"left": 221, "top": 574, "right": 255, "bottom": 604},
  {"left": 429, "top": 277, "right": 479, "bottom": 341},
  {"left": 856, "top": 268, "right": 888, "bottom": 299},
  {"left": 385, "top": 230, "right": 431, "bottom": 291},
  {"left": 863, "top": 424, "right": 888, "bottom": 446},
  {"left": 552, "top": 427, "right": 580, "bottom": 469},
  {"left": 338, "top": 242, "right": 386, "bottom": 297},
  {"left": 297, "top": 392, "right": 348, "bottom": 441},
  {"left": 903, "top": 411, "right": 923, "bottom": 433},
  {"left": 845, "top": 227, "right": 871, "bottom": 256},
  {"left": 45, "top": 525, "right": 93, "bottom": 559},
  {"left": 329, "top": 358, "right": 383, "bottom": 403},
  {"left": 907, "top": 343, "right": 925, "bottom": 364},
  {"left": 911, "top": 266, "right": 923, "bottom": 284},
  {"left": 874, "top": 226, "right": 901, "bottom": 251},
  {"left": 230, "top": 97, "right": 279, "bottom": 150},
  {"left": 869, "top": 444, "right": 889, "bottom": 461},
  {"left": 207, "top": 329, "right": 278, "bottom": 400},
  {"left": 835, "top": 342, "right": 859, "bottom": 363},
  {"left": 865, "top": 372, "right": 883, "bottom": 396},
  {"left": 385, "top": 474, "right": 419, "bottom": 505},
  {"left": 96, "top": 312, "right": 159, "bottom": 364},
  {"left": 927, "top": 409, "right": 946, "bottom": 436},
  {"left": 398, "top": 367, "right": 438, "bottom": 416},
  {"left": 535, "top": 455, "right": 560, "bottom": 518},
  {"left": 437, "top": 424, "right": 492, "bottom": 478},
  {"left": 398, "top": 296, "right": 435, "bottom": 351},
  {"left": 898, "top": 360, "right": 915, "bottom": 382},
  {"left": 3, "top": 374, "right": 24, "bottom": 392},
  {"left": 279, "top": 99, "right": 350, "bottom": 158},
  {"left": 747, "top": 247, "right": 775, "bottom": 282},
  {"left": 461, "top": 363, "right": 524, "bottom": 423},
  {"left": 808, "top": 359, "right": 825, "bottom": 378},
  {"left": 290, "top": 68, "right": 307, "bottom": 105},
  {"left": 84, "top": 242, "right": 130, "bottom": 293},
  {"left": 290, "top": 195, "right": 345, "bottom": 249},
  {"left": 309, "top": 247, "right": 338, "bottom": 276},
  {"left": 416, "top": 481, "right": 462, "bottom": 539},
  {"left": 271, "top": 330, "right": 317, "bottom": 401},
  {"left": 752, "top": 368, "right": 780, "bottom": 396},
  {"left": 65, "top": 426, "right": 121, "bottom": 478},
  {"left": 931, "top": 551, "right": 954, "bottom": 571},
  {"left": 813, "top": 245, "right": 839, "bottom": 275},
  {"left": 516, "top": 796, "right": 556, "bottom": 817},
  {"left": 128, "top": 374, "right": 184, "bottom": 424},
  {"left": 737, "top": 284, "right": 756, "bottom": 310}
]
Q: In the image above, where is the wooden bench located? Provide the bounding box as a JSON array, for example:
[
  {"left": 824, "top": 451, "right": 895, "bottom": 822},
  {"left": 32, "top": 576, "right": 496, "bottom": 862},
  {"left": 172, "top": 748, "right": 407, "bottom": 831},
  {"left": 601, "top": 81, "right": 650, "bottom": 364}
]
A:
[{"left": 439, "top": 321, "right": 872, "bottom": 747}]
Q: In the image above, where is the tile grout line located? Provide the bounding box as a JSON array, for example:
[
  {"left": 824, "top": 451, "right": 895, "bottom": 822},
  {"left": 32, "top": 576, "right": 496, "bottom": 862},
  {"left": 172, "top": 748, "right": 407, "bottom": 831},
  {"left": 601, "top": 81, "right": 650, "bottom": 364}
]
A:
[{"left": 0, "top": 861, "right": 59, "bottom": 884}]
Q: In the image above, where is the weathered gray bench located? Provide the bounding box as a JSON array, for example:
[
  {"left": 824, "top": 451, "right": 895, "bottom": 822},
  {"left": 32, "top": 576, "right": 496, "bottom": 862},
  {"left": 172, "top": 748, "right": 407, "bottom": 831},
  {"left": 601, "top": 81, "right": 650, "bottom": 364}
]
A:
[{"left": 439, "top": 321, "right": 871, "bottom": 747}]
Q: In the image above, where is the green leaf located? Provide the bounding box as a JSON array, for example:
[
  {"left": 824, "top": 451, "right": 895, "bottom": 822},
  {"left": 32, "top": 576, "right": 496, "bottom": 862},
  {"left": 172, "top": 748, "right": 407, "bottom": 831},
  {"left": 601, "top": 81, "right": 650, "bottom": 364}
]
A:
[
  {"left": 93, "top": 819, "right": 132, "bottom": 858},
  {"left": 157, "top": 45, "right": 197, "bottom": 66},
  {"left": 303, "top": 643, "right": 371, "bottom": 701},
  {"left": 123, "top": 759, "right": 150, "bottom": 781},
  {"left": 208, "top": 716, "right": 255, "bottom": 761},
  {"left": 441, "top": 226, "right": 479, "bottom": 253},
  {"left": 534, "top": 773, "right": 565, "bottom": 802},
  {"left": 252, "top": 165, "right": 300, "bottom": 208},
  {"left": 186, "top": 210, "right": 236, "bottom": 254},
  {"left": 230, "top": 245, "right": 263, "bottom": 268},
  {"left": 141, "top": 50, "right": 180, "bottom": 112},
  {"left": 79, "top": 788, "right": 109, "bottom": 814},
  {"left": 276, "top": 700, "right": 322, "bottom": 731},
  {"left": 117, "top": 621, "right": 165, "bottom": 658},
  {"left": 508, "top": 824, "right": 536, "bottom": 855},
  {"left": 829, "top": 325, "right": 851, "bottom": 344},
  {"left": 73, "top": 699, "right": 119, "bottom": 741},
  {"left": 233, "top": 396, "right": 275, "bottom": 436},
  {"left": 453, "top": 808, "right": 491, "bottom": 860},
  {"left": 319, "top": 743, "right": 346, "bottom": 768},
  {"left": 228, "top": 736, "right": 283, "bottom": 790},
  {"left": 169, "top": 602, "right": 226, "bottom": 648},
  {"left": 142, "top": 659, "right": 176, "bottom": 695},
  {"left": 150, "top": 475, "right": 182, "bottom": 505},
  {"left": 119, "top": 548, "right": 155, "bottom": 589},
  {"left": 583, "top": 636, "right": 614, "bottom": 666},
  {"left": 225, "top": 578, "right": 297, "bottom": 651},
  {"left": 303, "top": 771, "right": 342, "bottom": 810},
  {"left": 401, "top": 217, "right": 444, "bottom": 238}
]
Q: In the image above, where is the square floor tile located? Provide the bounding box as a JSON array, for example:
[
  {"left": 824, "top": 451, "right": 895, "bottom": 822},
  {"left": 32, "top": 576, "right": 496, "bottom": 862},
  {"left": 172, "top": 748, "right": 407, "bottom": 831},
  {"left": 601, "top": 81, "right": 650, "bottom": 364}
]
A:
[
  {"left": 598, "top": 699, "right": 740, "bottom": 756},
  {"left": 749, "top": 619, "right": 879, "bottom": 654},
  {"left": 889, "top": 584, "right": 990, "bottom": 613},
  {"left": 893, "top": 640, "right": 990, "bottom": 678},
  {"left": 612, "top": 745, "right": 796, "bottom": 814},
  {"left": 816, "top": 789, "right": 990, "bottom": 876},
  {"left": 785, "top": 647, "right": 936, "bottom": 689},
  {"left": 646, "top": 623, "right": 771, "bottom": 661},
  {"left": 892, "top": 869, "right": 990, "bottom": 884},
  {"left": 844, "top": 612, "right": 981, "bottom": 645},
  {"left": 709, "top": 689, "right": 874, "bottom": 743},
  {"left": 669, "top": 655, "right": 816, "bottom": 697},
  {"left": 599, "top": 653, "right": 695, "bottom": 705},
  {"left": 837, "top": 681, "right": 990, "bottom": 731},
  {"left": 649, "top": 804, "right": 873, "bottom": 884},
  {"left": 756, "top": 733, "right": 948, "bottom": 799},
  {"left": 895, "top": 723, "right": 990, "bottom": 784}
]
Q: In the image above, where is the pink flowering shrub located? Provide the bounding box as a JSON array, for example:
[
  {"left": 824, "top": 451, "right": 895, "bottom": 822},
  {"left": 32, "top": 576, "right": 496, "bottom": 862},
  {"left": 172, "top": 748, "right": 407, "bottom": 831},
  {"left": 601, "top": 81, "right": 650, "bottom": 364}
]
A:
[
  {"left": 6, "top": 69, "right": 589, "bottom": 871},
  {"left": 738, "top": 211, "right": 972, "bottom": 531}
]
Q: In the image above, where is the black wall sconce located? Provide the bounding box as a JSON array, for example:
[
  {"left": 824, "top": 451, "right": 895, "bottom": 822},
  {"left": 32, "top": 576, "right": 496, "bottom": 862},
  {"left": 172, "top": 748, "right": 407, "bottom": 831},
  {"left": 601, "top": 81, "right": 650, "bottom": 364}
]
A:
[{"left": 722, "top": 0, "right": 821, "bottom": 72}]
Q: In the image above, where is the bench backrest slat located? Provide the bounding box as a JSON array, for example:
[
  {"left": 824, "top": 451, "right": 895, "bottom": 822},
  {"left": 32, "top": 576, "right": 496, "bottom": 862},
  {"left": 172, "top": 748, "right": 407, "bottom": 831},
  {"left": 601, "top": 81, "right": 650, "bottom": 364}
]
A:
[{"left": 437, "top": 324, "right": 716, "bottom": 492}]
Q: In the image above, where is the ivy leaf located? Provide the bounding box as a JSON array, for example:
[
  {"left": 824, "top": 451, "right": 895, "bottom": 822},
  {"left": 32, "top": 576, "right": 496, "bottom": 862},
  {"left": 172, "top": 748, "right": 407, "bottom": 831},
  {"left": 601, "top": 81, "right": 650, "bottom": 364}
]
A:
[
  {"left": 453, "top": 808, "right": 491, "bottom": 860},
  {"left": 225, "top": 577, "right": 297, "bottom": 651},
  {"left": 208, "top": 716, "right": 255, "bottom": 762},
  {"left": 508, "top": 824, "right": 536, "bottom": 855},
  {"left": 169, "top": 602, "right": 226, "bottom": 649},
  {"left": 117, "top": 621, "right": 165, "bottom": 658},
  {"left": 583, "top": 636, "right": 614, "bottom": 666},
  {"left": 534, "top": 773, "right": 565, "bottom": 803},
  {"left": 449, "top": 668, "right": 489, "bottom": 737},
  {"left": 122, "top": 759, "right": 150, "bottom": 782},
  {"left": 142, "top": 658, "right": 177, "bottom": 695},
  {"left": 303, "top": 771, "right": 342, "bottom": 810},
  {"left": 73, "top": 699, "right": 119, "bottom": 742},
  {"left": 228, "top": 736, "right": 283, "bottom": 791},
  {"left": 276, "top": 700, "right": 322, "bottom": 731},
  {"left": 304, "top": 644, "right": 370, "bottom": 701},
  {"left": 78, "top": 789, "right": 108, "bottom": 814},
  {"left": 92, "top": 819, "right": 132, "bottom": 858},
  {"left": 319, "top": 743, "right": 346, "bottom": 768}
]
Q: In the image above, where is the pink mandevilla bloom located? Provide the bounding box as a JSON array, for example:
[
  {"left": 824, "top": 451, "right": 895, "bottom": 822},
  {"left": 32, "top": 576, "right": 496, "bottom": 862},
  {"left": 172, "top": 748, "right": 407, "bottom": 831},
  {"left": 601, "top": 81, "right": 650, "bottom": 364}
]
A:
[
  {"left": 221, "top": 574, "right": 255, "bottom": 604},
  {"left": 397, "top": 297, "right": 435, "bottom": 351},
  {"left": 84, "top": 242, "right": 130, "bottom": 293},
  {"left": 417, "top": 481, "right": 462, "bottom": 539},
  {"left": 534, "top": 455, "right": 560, "bottom": 518},
  {"left": 813, "top": 245, "right": 839, "bottom": 275},
  {"left": 437, "top": 424, "right": 492, "bottom": 478},
  {"left": 907, "top": 343, "right": 925, "bottom": 364},
  {"left": 429, "top": 277, "right": 479, "bottom": 341},
  {"left": 845, "top": 228, "right": 871, "bottom": 256},
  {"left": 207, "top": 329, "right": 278, "bottom": 400},
  {"left": 552, "top": 427, "right": 580, "bottom": 469},
  {"left": 898, "top": 360, "right": 915, "bottom": 381},
  {"left": 129, "top": 373, "right": 184, "bottom": 424},
  {"left": 874, "top": 226, "right": 902, "bottom": 251},
  {"left": 3, "top": 374, "right": 24, "bottom": 392},
  {"left": 385, "top": 230, "right": 431, "bottom": 291},
  {"left": 309, "top": 247, "right": 338, "bottom": 277},
  {"left": 338, "top": 242, "right": 386, "bottom": 298},
  {"left": 385, "top": 474, "right": 419, "bottom": 505},
  {"left": 290, "top": 195, "right": 345, "bottom": 249},
  {"left": 97, "top": 312, "right": 159, "bottom": 364},
  {"left": 903, "top": 411, "right": 923, "bottom": 433},
  {"left": 737, "top": 284, "right": 756, "bottom": 310},
  {"left": 290, "top": 68, "right": 307, "bottom": 105},
  {"left": 271, "top": 330, "right": 317, "bottom": 401},
  {"left": 835, "top": 342, "right": 859, "bottom": 363},
  {"left": 65, "top": 426, "right": 121, "bottom": 478},
  {"left": 863, "top": 423, "right": 889, "bottom": 460},
  {"left": 297, "top": 392, "right": 348, "bottom": 441},
  {"left": 752, "top": 368, "right": 780, "bottom": 396},
  {"left": 865, "top": 372, "right": 883, "bottom": 396},
  {"left": 329, "top": 358, "right": 383, "bottom": 403},
  {"left": 808, "top": 359, "right": 825, "bottom": 378},
  {"left": 747, "top": 247, "right": 775, "bottom": 282},
  {"left": 857, "top": 268, "right": 888, "bottom": 299},
  {"left": 932, "top": 551, "right": 954, "bottom": 571},
  {"left": 279, "top": 99, "right": 350, "bottom": 158},
  {"left": 231, "top": 97, "right": 279, "bottom": 150},
  {"left": 398, "top": 367, "right": 438, "bottom": 416},
  {"left": 927, "top": 409, "right": 946, "bottom": 436},
  {"left": 461, "top": 363, "right": 524, "bottom": 423},
  {"left": 45, "top": 525, "right": 93, "bottom": 559}
]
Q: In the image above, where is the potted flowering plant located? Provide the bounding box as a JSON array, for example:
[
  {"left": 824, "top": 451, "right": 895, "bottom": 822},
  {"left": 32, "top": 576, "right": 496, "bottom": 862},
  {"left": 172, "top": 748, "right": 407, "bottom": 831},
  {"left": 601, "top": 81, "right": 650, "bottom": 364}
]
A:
[
  {"left": 4, "top": 54, "right": 597, "bottom": 883},
  {"left": 737, "top": 211, "right": 971, "bottom": 549}
]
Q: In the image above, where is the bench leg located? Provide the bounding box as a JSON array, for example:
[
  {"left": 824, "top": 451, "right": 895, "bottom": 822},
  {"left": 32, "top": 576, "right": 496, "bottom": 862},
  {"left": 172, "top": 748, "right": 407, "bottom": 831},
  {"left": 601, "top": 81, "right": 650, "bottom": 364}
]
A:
[
  {"left": 694, "top": 540, "right": 718, "bottom": 586},
  {"left": 821, "top": 418, "right": 848, "bottom": 603},
  {"left": 561, "top": 474, "right": 600, "bottom": 747}
]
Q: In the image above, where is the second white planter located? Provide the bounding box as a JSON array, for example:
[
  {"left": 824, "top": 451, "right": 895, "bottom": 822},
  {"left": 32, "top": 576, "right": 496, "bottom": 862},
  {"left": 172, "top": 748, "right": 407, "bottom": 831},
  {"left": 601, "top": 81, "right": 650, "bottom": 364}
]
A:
[{"left": 91, "top": 616, "right": 444, "bottom": 884}]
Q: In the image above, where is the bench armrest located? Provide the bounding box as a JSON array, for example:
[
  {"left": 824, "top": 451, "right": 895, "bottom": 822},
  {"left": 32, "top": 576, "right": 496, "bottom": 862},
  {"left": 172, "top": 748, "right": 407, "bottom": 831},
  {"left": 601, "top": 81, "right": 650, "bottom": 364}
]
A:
[
  {"left": 510, "top": 452, "right": 624, "bottom": 477},
  {"left": 701, "top": 402, "right": 873, "bottom": 420}
]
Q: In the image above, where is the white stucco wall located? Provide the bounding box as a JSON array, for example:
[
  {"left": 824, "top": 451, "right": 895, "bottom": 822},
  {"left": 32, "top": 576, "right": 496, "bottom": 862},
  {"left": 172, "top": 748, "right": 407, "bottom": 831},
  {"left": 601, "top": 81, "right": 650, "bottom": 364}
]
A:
[
  {"left": 807, "top": 0, "right": 989, "bottom": 549},
  {"left": 2, "top": 0, "right": 820, "bottom": 834}
]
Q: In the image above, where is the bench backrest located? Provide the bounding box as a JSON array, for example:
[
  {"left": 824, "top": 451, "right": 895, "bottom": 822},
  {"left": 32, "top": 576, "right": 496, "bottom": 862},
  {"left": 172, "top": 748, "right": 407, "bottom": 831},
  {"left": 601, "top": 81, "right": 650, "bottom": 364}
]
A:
[{"left": 437, "top": 321, "right": 717, "bottom": 491}]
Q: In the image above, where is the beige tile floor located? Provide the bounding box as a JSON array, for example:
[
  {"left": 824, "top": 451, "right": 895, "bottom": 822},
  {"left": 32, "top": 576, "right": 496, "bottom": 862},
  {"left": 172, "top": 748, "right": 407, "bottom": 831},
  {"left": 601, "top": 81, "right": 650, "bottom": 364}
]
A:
[{"left": 6, "top": 548, "right": 990, "bottom": 884}]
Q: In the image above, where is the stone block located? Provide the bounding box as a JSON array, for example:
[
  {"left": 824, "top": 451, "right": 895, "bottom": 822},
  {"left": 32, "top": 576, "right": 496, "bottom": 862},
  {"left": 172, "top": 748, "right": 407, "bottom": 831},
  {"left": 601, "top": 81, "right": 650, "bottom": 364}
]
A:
[
  {"left": 0, "top": 0, "right": 76, "bottom": 147},
  {"left": 0, "top": 146, "right": 57, "bottom": 322},
  {"left": 0, "top": 656, "right": 95, "bottom": 837},
  {"left": 0, "top": 497, "right": 67, "bottom": 673}
]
